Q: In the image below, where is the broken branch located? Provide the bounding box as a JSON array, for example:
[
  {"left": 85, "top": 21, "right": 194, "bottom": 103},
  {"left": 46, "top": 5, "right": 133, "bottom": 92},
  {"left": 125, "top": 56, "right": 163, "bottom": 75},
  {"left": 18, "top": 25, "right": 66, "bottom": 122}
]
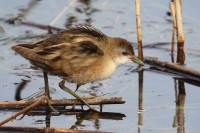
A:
[
  {"left": 144, "top": 57, "right": 200, "bottom": 79},
  {"left": 0, "top": 126, "right": 110, "bottom": 133},
  {"left": 0, "top": 97, "right": 125, "bottom": 110}
]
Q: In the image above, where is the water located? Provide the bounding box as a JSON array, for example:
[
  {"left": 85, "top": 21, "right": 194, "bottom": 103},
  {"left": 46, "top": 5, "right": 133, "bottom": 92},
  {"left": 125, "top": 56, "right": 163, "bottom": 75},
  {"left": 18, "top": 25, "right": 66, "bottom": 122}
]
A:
[{"left": 0, "top": 0, "right": 200, "bottom": 132}]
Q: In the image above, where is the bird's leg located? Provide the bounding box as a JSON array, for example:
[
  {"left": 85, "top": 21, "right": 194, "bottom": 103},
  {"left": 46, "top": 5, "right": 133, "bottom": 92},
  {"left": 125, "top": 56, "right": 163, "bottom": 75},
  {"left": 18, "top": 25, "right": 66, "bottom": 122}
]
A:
[
  {"left": 74, "top": 84, "right": 82, "bottom": 92},
  {"left": 59, "top": 80, "right": 94, "bottom": 110},
  {"left": 43, "top": 71, "right": 51, "bottom": 99},
  {"left": 43, "top": 72, "right": 58, "bottom": 113}
]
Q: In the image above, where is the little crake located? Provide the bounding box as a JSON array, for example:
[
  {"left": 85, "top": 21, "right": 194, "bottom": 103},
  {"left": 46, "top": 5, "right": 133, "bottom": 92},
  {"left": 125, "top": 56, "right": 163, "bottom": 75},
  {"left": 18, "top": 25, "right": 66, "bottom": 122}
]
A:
[{"left": 12, "top": 25, "right": 144, "bottom": 109}]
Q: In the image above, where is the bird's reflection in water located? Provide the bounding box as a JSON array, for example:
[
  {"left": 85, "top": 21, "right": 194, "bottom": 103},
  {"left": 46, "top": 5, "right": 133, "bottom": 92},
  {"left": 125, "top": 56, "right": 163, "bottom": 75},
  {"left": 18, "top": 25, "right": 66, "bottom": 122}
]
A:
[
  {"left": 69, "top": 109, "right": 126, "bottom": 130},
  {"left": 26, "top": 109, "right": 125, "bottom": 130}
]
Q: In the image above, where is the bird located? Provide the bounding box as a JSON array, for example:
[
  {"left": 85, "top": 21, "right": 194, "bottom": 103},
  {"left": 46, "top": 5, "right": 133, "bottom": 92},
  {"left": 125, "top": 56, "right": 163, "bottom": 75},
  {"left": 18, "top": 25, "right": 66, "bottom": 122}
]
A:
[{"left": 11, "top": 25, "right": 144, "bottom": 109}]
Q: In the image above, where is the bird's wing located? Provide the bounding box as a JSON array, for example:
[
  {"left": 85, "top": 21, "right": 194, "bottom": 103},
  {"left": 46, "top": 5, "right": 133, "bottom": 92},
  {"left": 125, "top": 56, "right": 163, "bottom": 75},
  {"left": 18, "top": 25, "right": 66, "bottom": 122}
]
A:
[
  {"left": 61, "top": 41, "right": 104, "bottom": 73},
  {"left": 12, "top": 25, "right": 106, "bottom": 75},
  {"left": 12, "top": 40, "right": 104, "bottom": 76},
  {"left": 25, "top": 25, "right": 107, "bottom": 49},
  {"left": 39, "top": 41, "right": 104, "bottom": 73}
]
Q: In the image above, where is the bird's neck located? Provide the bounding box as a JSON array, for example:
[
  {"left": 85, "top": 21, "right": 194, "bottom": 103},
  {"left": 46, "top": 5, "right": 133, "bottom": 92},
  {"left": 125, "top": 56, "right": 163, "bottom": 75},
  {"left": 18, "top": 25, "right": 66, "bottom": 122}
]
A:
[{"left": 98, "top": 56, "right": 117, "bottom": 79}]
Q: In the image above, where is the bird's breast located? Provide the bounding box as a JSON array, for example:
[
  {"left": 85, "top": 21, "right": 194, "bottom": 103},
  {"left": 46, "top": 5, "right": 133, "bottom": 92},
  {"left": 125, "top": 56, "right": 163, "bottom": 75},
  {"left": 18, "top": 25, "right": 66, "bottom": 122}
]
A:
[
  {"left": 66, "top": 57, "right": 117, "bottom": 84},
  {"left": 94, "top": 58, "right": 117, "bottom": 81}
]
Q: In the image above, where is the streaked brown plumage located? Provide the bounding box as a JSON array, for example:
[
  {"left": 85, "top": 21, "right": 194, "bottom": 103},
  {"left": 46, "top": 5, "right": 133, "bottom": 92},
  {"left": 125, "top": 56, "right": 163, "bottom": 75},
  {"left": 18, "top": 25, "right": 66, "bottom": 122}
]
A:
[{"left": 12, "top": 25, "right": 144, "bottom": 109}]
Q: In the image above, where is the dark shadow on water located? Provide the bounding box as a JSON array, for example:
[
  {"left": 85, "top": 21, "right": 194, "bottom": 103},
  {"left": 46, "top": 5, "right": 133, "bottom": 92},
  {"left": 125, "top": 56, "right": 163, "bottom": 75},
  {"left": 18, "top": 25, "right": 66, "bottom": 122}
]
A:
[{"left": 15, "top": 79, "right": 30, "bottom": 101}]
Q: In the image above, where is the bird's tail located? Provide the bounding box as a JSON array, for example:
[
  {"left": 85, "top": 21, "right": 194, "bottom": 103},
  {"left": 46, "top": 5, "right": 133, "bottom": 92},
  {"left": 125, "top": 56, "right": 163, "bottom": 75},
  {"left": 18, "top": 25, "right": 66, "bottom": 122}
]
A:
[{"left": 11, "top": 44, "right": 45, "bottom": 63}]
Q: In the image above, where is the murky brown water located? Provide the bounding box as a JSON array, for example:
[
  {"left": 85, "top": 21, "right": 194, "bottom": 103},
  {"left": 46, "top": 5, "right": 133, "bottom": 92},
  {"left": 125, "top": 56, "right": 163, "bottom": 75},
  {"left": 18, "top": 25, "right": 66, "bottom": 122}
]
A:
[{"left": 0, "top": 0, "right": 200, "bottom": 132}]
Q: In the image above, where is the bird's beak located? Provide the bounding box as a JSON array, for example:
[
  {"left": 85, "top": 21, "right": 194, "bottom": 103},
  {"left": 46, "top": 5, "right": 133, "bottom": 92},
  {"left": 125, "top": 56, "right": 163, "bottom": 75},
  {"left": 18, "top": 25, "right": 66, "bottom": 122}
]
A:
[{"left": 130, "top": 56, "right": 144, "bottom": 66}]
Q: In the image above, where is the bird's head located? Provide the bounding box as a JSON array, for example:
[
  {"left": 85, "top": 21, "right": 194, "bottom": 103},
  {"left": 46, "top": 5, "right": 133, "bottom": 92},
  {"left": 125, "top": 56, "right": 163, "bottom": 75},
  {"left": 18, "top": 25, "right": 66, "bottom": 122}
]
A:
[{"left": 109, "top": 37, "right": 144, "bottom": 66}]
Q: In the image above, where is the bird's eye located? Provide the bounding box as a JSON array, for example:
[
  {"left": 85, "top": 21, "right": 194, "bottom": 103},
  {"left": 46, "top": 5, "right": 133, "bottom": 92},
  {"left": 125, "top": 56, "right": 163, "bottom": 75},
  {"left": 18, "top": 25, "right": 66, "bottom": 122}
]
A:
[{"left": 122, "top": 51, "right": 129, "bottom": 56}]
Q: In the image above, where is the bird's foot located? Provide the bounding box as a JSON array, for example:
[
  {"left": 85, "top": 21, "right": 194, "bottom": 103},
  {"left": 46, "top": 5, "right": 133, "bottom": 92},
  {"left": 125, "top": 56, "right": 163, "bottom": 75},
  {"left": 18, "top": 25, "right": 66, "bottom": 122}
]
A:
[
  {"left": 59, "top": 80, "right": 96, "bottom": 110},
  {"left": 44, "top": 96, "right": 59, "bottom": 114},
  {"left": 71, "top": 96, "right": 96, "bottom": 110},
  {"left": 24, "top": 91, "right": 59, "bottom": 113},
  {"left": 44, "top": 92, "right": 52, "bottom": 100}
]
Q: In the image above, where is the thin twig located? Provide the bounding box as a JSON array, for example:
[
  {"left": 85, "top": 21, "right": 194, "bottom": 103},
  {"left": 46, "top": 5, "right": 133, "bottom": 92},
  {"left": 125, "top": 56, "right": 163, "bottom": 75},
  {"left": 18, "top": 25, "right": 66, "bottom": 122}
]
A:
[
  {"left": 0, "top": 97, "right": 47, "bottom": 126},
  {"left": 21, "top": 21, "right": 62, "bottom": 31}
]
